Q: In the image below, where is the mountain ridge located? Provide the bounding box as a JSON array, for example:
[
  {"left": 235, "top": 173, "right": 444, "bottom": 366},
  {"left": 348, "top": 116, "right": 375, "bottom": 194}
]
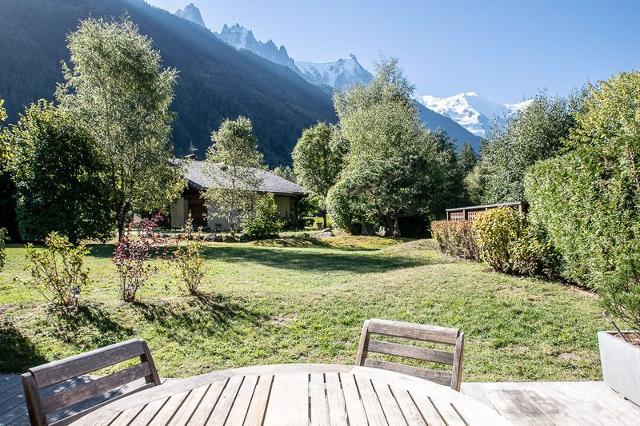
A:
[
  {"left": 175, "top": 3, "right": 205, "bottom": 27},
  {"left": 296, "top": 54, "right": 373, "bottom": 91},
  {"left": 421, "top": 92, "right": 532, "bottom": 137},
  {"left": 172, "top": 5, "right": 480, "bottom": 150},
  {"left": 0, "top": 0, "right": 336, "bottom": 166}
]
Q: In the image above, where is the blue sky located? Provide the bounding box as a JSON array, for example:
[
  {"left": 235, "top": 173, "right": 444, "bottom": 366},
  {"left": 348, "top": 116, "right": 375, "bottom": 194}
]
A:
[{"left": 146, "top": 0, "right": 639, "bottom": 103}]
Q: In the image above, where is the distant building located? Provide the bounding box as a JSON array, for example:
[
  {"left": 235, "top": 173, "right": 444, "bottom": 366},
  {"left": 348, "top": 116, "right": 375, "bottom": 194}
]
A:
[{"left": 170, "top": 160, "right": 305, "bottom": 231}]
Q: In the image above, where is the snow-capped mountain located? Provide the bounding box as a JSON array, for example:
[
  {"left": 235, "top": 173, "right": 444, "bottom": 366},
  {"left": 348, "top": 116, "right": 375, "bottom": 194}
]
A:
[
  {"left": 175, "top": 3, "right": 205, "bottom": 27},
  {"left": 217, "top": 24, "right": 371, "bottom": 91},
  {"left": 218, "top": 24, "right": 298, "bottom": 71},
  {"left": 173, "top": 5, "right": 372, "bottom": 91},
  {"left": 170, "top": 4, "right": 479, "bottom": 150},
  {"left": 296, "top": 55, "right": 373, "bottom": 91},
  {"left": 421, "top": 92, "right": 532, "bottom": 137}
]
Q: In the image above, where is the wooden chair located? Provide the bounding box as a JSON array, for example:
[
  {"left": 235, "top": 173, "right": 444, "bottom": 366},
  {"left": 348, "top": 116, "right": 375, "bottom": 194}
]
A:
[
  {"left": 21, "top": 338, "right": 161, "bottom": 426},
  {"left": 356, "top": 318, "right": 465, "bottom": 391}
]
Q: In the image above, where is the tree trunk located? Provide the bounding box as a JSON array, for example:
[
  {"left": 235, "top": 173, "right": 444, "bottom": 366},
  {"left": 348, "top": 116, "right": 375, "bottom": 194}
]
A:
[
  {"left": 322, "top": 211, "right": 328, "bottom": 228},
  {"left": 116, "top": 202, "right": 131, "bottom": 241},
  {"left": 392, "top": 216, "right": 401, "bottom": 237}
]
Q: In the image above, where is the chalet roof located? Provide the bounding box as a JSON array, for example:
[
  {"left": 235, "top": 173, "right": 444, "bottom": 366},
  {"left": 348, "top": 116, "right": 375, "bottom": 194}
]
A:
[{"left": 183, "top": 160, "right": 305, "bottom": 196}]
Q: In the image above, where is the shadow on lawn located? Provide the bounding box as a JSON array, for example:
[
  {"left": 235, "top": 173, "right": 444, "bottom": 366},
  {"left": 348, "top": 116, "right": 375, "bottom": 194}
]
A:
[
  {"left": 86, "top": 242, "right": 446, "bottom": 273},
  {"left": 132, "top": 292, "right": 267, "bottom": 342},
  {"left": 202, "top": 246, "right": 435, "bottom": 273},
  {"left": 250, "top": 237, "right": 395, "bottom": 251},
  {"left": 0, "top": 323, "right": 48, "bottom": 372},
  {"left": 51, "top": 304, "right": 135, "bottom": 349}
]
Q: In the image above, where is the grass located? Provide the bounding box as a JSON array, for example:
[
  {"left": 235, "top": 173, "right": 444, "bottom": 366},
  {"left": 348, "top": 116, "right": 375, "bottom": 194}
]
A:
[{"left": 0, "top": 236, "right": 607, "bottom": 381}]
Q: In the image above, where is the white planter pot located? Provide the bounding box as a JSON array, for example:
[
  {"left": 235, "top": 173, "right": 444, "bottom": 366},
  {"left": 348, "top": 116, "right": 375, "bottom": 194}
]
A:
[{"left": 598, "top": 331, "right": 640, "bottom": 405}]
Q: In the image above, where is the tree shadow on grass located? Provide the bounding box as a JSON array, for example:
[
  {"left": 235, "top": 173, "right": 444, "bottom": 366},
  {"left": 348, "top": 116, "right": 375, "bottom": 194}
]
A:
[
  {"left": 250, "top": 237, "right": 384, "bottom": 251},
  {"left": 131, "top": 292, "right": 267, "bottom": 343},
  {"left": 49, "top": 304, "right": 135, "bottom": 350},
  {"left": 86, "top": 243, "right": 115, "bottom": 258},
  {"left": 0, "top": 322, "right": 48, "bottom": 372},
  {"left": 85, "top": 242, "right": 449, "bottom": 274},
  {"left": 202, "top": 245, "right": 436, "bottom": 273}
]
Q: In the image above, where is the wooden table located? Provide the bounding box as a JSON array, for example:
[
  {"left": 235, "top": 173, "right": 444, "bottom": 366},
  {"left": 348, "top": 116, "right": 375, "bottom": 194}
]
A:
[{"left": 74, "top": 364, "right": 510, "bottom": 425}]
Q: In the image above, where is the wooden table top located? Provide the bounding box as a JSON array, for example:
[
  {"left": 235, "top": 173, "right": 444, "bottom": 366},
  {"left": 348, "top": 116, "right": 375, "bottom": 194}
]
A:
[{"left": 74, "top": 364, "right": 510, "bottom": 426}]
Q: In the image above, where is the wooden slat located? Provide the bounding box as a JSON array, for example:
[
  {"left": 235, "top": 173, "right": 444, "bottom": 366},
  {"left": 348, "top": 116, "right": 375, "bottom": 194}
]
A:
[
  {"left": 206, "top": 374, "right": 244, "bottom": 426},
  {"left": 371, "top": 379, "right": 407, "bottom": 426},
  {"left": 0, "top": 376, "right": 22, "bottom": 403},
  {"left": 168, "top": 383, "right": 209, "bottom": 425},
  {"left": 410, "top": 393, "right": 446, "bottom": 426},
  {"left": 108, "top": 403, "right": 146, "bottom": 426},
  {"left": 52, "top": 379, "right": 153, "bottom": 426},
  {"left": 428, "top": 397, "right": 467, "bottom": 426},
  {"left": 243, "top": 375, "right": 273, "bottom": 426},
  {"left": 366, "top": 319, "right": 459, "bottom": 345},
  {"left": 263, "top": 373, "right": 308, "bottom": 426},
  {"left": 130, "top": 397, "right": 169, "bottom": 425},
  {"left": 30, "top": 339, "right": 146, "bottom": 388},
  {"left": 364, "top": 359, "right": 452, "bottom": 386},
  {"left": 42, "top": 363, "right": 151, "bottom": 412},
  {"left": 147, "top": 390, "right": 190, "bottom": 425},
  {"left": 391, "top": 388, "right": 426, "bottom": 426},
  {"left": 0, "top": 400, "right": 30, "bottom": 426},
  {"left": 354, "top": 374, "right": 386, "bottom": 426},
  {"left": 309, "top": 374, "right": 329, "bottom": 426},
  {"left": 461, "top": 381, "right": 640, "bottom": 426},
  {"left": 339, "top": 374, "right": 367, "bottom": 426},
  {"left": 367, "top": 340, "right": 455, "bottom": 365},
  {"left": 74, "top": 407, "right": 124, "bottom": 426},
  {"left": 225, "top": 375, "right": 258, "bottom": 426},
  {"left": 187, "top": 380, "right": 227, "bottom": 426},
  {"left": 324, "top": 373, "right": 347, "bottom": 426}
]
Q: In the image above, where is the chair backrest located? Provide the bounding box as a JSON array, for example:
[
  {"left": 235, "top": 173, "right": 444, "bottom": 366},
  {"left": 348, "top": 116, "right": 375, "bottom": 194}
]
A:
[
  {"left": 356, "top": 319, "right": 464, "bottom": 390},
  {"left": 21, "top": 338, "right": 161, "bottom": 426}
]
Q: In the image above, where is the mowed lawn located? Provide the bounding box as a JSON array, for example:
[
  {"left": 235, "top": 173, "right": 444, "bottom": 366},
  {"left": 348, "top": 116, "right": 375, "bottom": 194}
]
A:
[{"left": 0, "top": 236, "right": 606, "bottom": 381}]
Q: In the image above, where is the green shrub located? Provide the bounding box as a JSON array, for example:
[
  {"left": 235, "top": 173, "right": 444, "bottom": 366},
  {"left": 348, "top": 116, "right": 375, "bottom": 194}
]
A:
[
  {"left": 600, "top": 244, "right": 640, "bottom": 330},
  {"left": 0, "top": 228, "right": 6, "bottom": 270},
  {"left": 525, "top": 71, "right": 640, "bottom": 329},
  {"left": 24, "top": 232, "right": 89, "bottom": 312},
  {"left": 473, "top": 208, "right": 523, "bottom": 273},
  {"left": 242, "top": 193, "right": 283, "bottom": 239},
  {"left": 510, "top": 228, "right": 560, "bottom": 279},
  {"left": 173, "top": 216, "right": 205, "bottom": 295},
  {"left": 525, "top": 153, "right": 595, "bottom": 285},
  {"left": 113, "top": 216, "right": 164, "bottom": 303},
  {"left": 431, "top": 220, "right": 478, "bottom": 260}
]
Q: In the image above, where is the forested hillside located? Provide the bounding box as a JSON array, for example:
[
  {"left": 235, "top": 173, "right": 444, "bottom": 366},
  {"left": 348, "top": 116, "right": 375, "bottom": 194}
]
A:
[{"left": 0, "top": 0, "right": 335, "bottom": 165}]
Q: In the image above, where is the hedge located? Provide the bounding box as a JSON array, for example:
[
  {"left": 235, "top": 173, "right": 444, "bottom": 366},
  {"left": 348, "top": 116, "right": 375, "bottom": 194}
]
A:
[
  {"left": 431, "top": 220, "right": 478, "bottom": 260},
  {"left": 432, "top": 208, "right": 559, "bottom": 279}
]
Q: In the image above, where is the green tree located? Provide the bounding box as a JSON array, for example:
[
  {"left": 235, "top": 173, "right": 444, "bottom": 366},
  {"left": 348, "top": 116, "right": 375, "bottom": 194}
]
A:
[
  {"left": 242, "top": 193, "right": 284, "bottom": 238},
  {"left": 272, "top": 165, "right": 296, "bottom": 182},
  {"left": 292, "top": 122, "right": 344, "bottom": 227},
  {"left": 480, "top": 92, "right": 577, "bottom": 203},
  {"left": 464, "top": 163, "right": 488, "bottom": 205},
  {"left": 328, "top": 59, "right": 458, "bottom": 236},
  {"left": 0, "top": 99, "right": 8, "bottom": 170},
  {"left": 525, "top": 71, "right": 640, "bottom": 329},
  {"left": 458, "top": 143, "right": 477, "bottom": 175},
  {"left": 8, "top": 101, "right": 113, "bottom": 242},
  {"left": 56, "top": 17, "right": 182, "bottom": 240},
  {"left": 204, "top": 116, "right": 265, "bottom": 233}
]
